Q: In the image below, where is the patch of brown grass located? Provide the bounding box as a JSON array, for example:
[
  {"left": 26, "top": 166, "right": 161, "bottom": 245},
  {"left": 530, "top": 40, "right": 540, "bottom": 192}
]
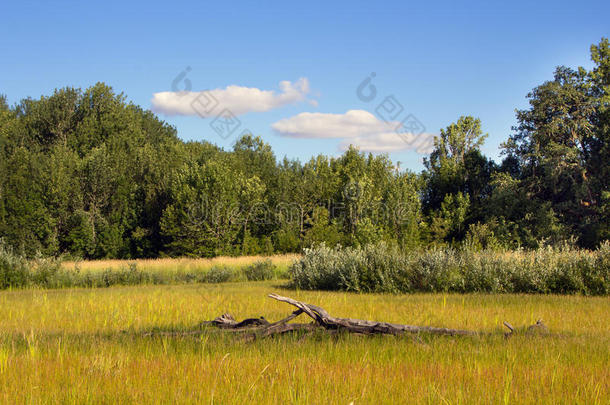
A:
[{"left": 62, "top": 254, "right": 300, "bottom": 274}]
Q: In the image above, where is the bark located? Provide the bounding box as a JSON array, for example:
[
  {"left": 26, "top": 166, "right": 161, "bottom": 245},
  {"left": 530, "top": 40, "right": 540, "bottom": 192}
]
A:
[
  {"left": 198, "top": 293, "right": 480, "bottom": 338},
  {"left": 266, "top": 293, "right": 477, "bottom": 336},
  {"left": 151, "top": 294, "right": 547, "bottom": 339}
]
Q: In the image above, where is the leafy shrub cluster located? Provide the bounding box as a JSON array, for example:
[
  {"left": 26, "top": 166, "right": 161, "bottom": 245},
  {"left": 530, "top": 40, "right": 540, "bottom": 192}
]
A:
[
  {"left": 0, "top": 242, "right": 64, "bottom": 289},
  {"left": 243, "top": 259, "right": 277, "bottom": 281},
  {"left": 291, "top": 243, "right": 610, "bottom": 295}
]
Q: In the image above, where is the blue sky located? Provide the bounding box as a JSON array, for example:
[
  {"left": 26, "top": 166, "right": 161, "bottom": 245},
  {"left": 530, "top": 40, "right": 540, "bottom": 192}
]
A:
[{"left": 1, "top": 0, "right": 608, "bottom": 171}]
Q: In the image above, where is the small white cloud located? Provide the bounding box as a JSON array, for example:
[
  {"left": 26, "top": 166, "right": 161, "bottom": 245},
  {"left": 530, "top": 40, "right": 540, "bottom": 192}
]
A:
[
  {"left": 341, "top": 131, "right": 437, "bottom": 154},
  {"left": 151, "top": 78, "right": 312, "bottom": 117},
  {"left": 272, "top": 110, "right": 392, "bottom": 138},
  {"left": 272, "top": 109, "right": 436, "bottom": 153},
  {"left": 339, "top": 132, "right": 409, "bottom": 152}
]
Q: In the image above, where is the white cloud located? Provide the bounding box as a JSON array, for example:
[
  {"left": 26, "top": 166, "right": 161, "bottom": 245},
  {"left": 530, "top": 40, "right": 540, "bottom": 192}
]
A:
[
  {"left": 151, "top": 78, "right": 311, "bottom": 117},
  {"left": 339, "top": 132, "right": 411, "bottom": 152},
  {"left": 272, "top": 110, "right": 388, "bottom": 138},
  {"left": 272, "top": 109, "right": 436, "bottom": 153}
]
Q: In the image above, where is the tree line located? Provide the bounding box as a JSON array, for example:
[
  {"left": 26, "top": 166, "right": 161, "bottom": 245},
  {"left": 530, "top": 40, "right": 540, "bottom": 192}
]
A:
[{"left": 0, "top": 39, "right": 608, "bottom": 259}]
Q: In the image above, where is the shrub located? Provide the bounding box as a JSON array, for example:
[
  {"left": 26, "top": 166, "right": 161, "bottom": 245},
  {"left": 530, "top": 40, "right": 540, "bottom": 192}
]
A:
[
  {"left": 291, "top": 244, "right": 351, "bottom": 290},
  {"left": 0, "top": 242, "right": 29, "bottom": 289},
  {"left": 28, "top": 256, "right": 64, "bottom": 289},
  {"left": 243, "top": 259, "right": 276, "bottom": 281},
  {"left": 0, "top": 241, "right": 64, "bottom": 289},
  {"left": 291, "top": 243, "right": 610, "bottom": 295},
  {"left": 585, "top": 242, "right": 610, "bottom": 295},
  {"left": 202, "top": 265, "right": 233, "bottom": 283}
]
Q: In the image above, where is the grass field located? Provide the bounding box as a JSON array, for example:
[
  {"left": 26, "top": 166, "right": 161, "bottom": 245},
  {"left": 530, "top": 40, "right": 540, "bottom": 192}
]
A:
[
  {"left": 61, "top": 254, "right": 300, "bottom": 274},
  {"left": 61, "top": 254, "right": 299, "bottom": 281},
  {"left": 0, "top": 279, "right": 608, "bottom": 404}
]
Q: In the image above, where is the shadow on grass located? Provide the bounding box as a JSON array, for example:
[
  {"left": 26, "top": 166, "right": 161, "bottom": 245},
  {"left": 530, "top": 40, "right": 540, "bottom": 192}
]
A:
[{"left": 2, "top": 321, "right": 563, "bottom": 357}]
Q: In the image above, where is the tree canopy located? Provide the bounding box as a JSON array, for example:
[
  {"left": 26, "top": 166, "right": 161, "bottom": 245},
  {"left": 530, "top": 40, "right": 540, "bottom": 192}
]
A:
[{"left": 1, "top": 39, "right": 608, "bottom": 258}]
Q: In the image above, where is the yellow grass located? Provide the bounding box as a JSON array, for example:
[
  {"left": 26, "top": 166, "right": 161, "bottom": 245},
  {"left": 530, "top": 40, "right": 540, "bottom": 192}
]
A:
[
  {"left": 62, "top": 254, "right": 300, "bottom": 274},
  {"left": 0, "top": 282, "right": 608, "bottom": 404}
]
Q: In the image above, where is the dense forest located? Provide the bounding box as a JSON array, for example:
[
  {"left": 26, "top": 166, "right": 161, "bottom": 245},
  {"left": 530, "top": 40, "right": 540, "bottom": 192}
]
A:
[{"left": 1, "top": 39, "right": 608, "bottom": 259}]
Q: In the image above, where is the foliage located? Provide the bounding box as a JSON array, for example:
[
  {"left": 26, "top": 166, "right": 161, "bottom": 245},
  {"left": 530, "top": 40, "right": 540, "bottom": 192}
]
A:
[
  {"left": 201, "top": 265, "right": 234, "bottom": 284},
  {"left": 291, "top": 243, "right": 609, "bottom": 295},
  {"left": 243, "top": 259, "right": 277, "bottom": 281},
  {"left": 500, "top": 38, "right": 610, "bottom": 248},
  {"left": 0, "top": 241, "right": 29, "bottom": 288},
  {"left": 0, "top": 39, "right": 609, "bottom": 258},
  {"left": 0, "top": 240, "right": 63, "bottom": 288}
]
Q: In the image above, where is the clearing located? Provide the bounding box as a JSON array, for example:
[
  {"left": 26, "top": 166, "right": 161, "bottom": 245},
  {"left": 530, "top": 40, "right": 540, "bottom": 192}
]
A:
[{"left": 0, "top": 281, "right": 608, "bottom": 403}]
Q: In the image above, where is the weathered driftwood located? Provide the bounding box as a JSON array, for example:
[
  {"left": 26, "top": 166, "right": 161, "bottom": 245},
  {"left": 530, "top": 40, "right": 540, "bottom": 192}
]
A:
[
  {"left": 203, "top": 313, "right": 270, "bottom": 329},
  {"left": 147, "top": 293, "right": 547, "bottom": 339},
  {"left": 502, "top": 319, "right": 549, "bottom": 337},
  {"left": 198, "top": 293, "right": 484, "bottom": 338},
  {"left": 266, "top": 293, "right": 478, "bottom": 336},
  {"left": 143, "top": 293, "right": 548, "bottom": 340}
]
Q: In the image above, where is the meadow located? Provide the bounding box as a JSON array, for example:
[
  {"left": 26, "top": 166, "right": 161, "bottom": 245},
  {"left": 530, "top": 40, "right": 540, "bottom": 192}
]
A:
[
  {"left": 0, "top": 277, "right": 608, "bottom": 404},
  {"left": 61, "top": 254, "right": 299, "bottom": 275}
]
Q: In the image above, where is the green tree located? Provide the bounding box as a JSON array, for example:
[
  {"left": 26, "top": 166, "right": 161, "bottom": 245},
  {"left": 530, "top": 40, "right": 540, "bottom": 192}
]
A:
[
  {"left": 503, "top": 38, "right": 610, "bottom": 247},
  {"left": 428, "top": 192, "right": 470, "bottom": 243},
  {"left": 423, "top": 116, "right": 489, "bottom": 211},
  {"left": 160, "top": 157, "right": 243, "bottom": 257},
  {"left": 303, "top": 207, "right": 344, "bottom": 248},
  {"left": 423, "top": 116, "right": 493, "bottom": 244}
]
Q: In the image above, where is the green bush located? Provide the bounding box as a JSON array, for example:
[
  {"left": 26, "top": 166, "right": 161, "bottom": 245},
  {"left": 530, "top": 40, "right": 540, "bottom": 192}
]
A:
[
  {"left": 202, "top": 265, "right": 234, "bottom": 283},
  {"left": 291, "top": 243, "right": 610, "bottom": 295},
  {"left": 291, "top": 244, "right": 352, "bottom": 291},
  {"left": 0, "top": 242, "right": 64, "bottom": 289},
  {"left": 2, "top": 237, "right": 606, "bottom": 294},
  {"left": 243, "top": 259, "right": 276, "bottom": 281},
  {"left": 0, "top": 242, "right": 29, "bottom": 289},
  {"left": 28, "top": 256, "right": 65, "bottom": 289}
]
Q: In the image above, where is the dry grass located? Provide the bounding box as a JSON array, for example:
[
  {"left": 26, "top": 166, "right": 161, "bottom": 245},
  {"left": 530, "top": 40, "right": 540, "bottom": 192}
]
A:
[
  {"left": 62, "top": 254, "right": 300, "bottom": 274},
  {"left": 0, "top": 282, "right": 608, "bottom": 404}
]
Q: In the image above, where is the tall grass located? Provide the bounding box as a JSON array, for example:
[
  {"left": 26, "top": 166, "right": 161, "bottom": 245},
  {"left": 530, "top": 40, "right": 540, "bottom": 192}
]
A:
[
  {"left": 0, "top": 242, "right": 291, "bottom": 289},
  {"left": 291, "top": 243, "right": 610, "bottom": 295},
  {"left": 62, "top": 254, "right": 299, "bottom": 274},
  {"left": 3, "top": 239, "right": 609, "bottom": 295},
  {"left": 0, "top": 283, "right": 607, "bottom": 403}
]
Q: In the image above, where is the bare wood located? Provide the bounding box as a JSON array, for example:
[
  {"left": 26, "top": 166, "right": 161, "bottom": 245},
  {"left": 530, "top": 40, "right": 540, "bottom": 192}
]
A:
[
  {"left": 179, "top": 294, "right": 547, "bottom": 340},
  {"left": 268, "top": 293, "right": 477, "bottom": 336},
  {"left": 202, "top": 313, "right": 269, "bottom": 329},
  {"left": 264, "top": 309, "right": 304, "bottom": 329},
  {"left": 526, "top": 319, "right": 549, "bottom": 335},
  {"left": 260, "top": 323, "right": 318, "bottom": 338},
  {"left": 267, "top": 294, "right": 330, "bottom": 324}
]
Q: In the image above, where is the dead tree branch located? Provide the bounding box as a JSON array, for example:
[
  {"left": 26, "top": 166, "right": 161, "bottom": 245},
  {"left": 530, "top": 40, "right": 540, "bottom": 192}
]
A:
[
  {"left": 267, "top": 293, "right": 478, "bottom": 336},
  {"left": 197, "top": 293, "right": 480, "bottom": 338},
  {"left": 151, "top": 293, "right": 548, "bottom": 340}
]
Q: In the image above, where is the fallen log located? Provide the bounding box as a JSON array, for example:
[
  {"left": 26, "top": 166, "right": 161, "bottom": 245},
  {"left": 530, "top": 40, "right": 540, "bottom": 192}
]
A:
[
  {"left": 266, "top": 293, "right": 478, "bottom": 336},
  {"left": 146, "top": 293, "right": 546, "bottom": 340},
  {"left": 202, "top": 313, "right": 270, "bottom": 329},
  {"left": 197, "top": 293, "right": 482, "bottom": 338}
]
